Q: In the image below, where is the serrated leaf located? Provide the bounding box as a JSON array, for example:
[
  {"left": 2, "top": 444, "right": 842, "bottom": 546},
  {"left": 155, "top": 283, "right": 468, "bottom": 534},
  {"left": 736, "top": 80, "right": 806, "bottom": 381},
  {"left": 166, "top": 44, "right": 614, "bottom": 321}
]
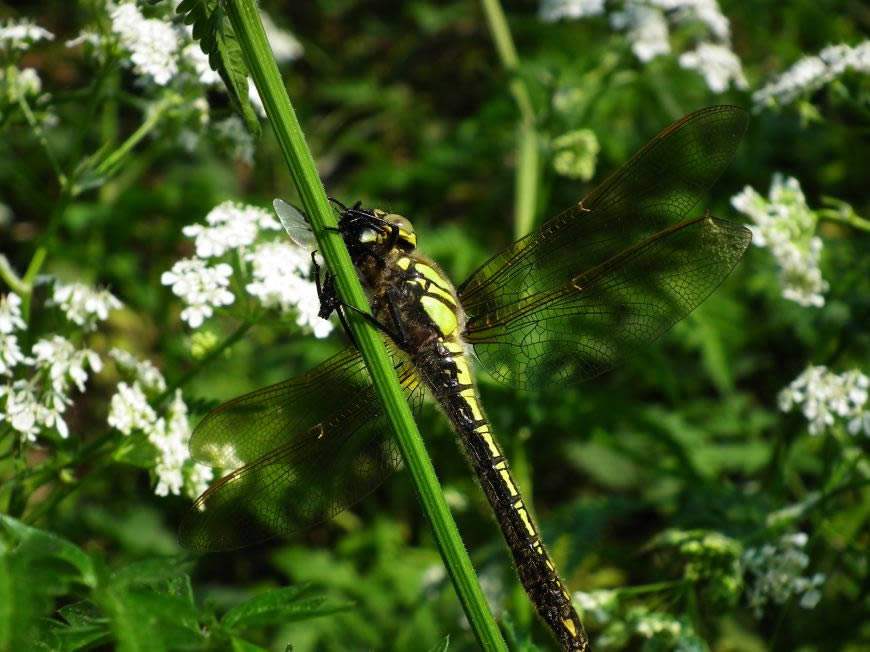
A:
[
  {"left": 221, "top": 585, "right": 354, "bottom": 630},
  {"left": 58, "top": 600, "right": 106, "bottom": 627},
  {"left": 175, "top": 0, "right": 261, "bottom": 136},
  {"left": 111, "top": 557, "right": 194, "bottom": 587}
]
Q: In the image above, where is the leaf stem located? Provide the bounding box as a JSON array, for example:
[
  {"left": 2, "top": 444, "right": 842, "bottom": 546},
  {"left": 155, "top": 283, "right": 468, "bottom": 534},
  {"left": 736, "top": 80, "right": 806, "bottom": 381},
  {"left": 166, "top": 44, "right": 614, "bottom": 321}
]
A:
[{"left": 222, "top": 2, "right": 507, "bottom": 649}]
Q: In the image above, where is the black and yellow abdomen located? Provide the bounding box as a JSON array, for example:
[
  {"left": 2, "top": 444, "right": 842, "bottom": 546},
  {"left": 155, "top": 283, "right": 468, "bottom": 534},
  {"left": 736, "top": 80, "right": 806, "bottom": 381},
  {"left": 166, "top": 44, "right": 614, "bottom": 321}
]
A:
[{"left": 378, "top": 252, "right": 588, "bottom": 651}]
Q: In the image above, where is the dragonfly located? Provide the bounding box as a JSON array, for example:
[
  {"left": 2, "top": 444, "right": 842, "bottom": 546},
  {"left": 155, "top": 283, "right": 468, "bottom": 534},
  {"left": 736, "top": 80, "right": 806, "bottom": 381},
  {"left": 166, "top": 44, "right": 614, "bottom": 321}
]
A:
[{"left": 180, "top": 105, "right": 752, "bottom": 651}]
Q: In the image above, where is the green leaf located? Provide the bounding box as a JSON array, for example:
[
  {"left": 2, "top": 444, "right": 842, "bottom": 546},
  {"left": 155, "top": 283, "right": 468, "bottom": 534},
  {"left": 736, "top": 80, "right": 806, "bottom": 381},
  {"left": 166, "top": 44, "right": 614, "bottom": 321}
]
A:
[
  {"left": 0, "top": 516, "right": 98, "bottom": 650},
  {"left": 426, "top": 634, "right": 451, "bottom": 652},
  {"left": 221, "top": 585, "right": 355, "bottom": 630},
  {"left": 175, "top": 0, "right": 261, "bottom": 135},
  {"left": 110, "top": 557, "right": 194, "bottom": 587},
  {"left": 230, "top": 636, "right": 270, "bottom": 652}
]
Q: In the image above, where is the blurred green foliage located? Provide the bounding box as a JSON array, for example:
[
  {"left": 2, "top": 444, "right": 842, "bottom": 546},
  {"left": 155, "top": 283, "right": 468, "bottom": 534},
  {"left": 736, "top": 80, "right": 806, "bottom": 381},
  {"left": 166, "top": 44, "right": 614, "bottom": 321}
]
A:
[{"left": 1, "top": 0, "right": 868, "bottom": 651}]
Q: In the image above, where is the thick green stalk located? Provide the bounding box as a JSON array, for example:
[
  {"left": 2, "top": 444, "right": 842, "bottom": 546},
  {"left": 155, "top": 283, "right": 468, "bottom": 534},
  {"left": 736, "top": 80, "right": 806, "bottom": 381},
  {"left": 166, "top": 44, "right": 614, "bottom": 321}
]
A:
[{"left": 222, "top": 2, "right": 507, "bottom": 649}]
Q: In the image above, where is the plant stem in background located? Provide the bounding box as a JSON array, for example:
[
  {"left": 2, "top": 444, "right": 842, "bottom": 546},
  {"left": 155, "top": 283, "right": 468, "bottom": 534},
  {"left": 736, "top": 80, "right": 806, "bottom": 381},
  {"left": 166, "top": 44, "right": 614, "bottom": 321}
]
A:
[
  {"left": 479, "top": 0, "right": 541, "bottom": 239},
  {"left": 222, "top": 1, "right": 507, "bottom": 649}
]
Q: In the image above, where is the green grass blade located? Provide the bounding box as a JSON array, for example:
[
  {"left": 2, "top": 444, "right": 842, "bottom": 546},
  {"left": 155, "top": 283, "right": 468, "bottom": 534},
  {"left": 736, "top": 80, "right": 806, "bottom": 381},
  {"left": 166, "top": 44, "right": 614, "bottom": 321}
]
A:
[{"left": 221, "top": 2, "right": 507, "bottom": 649}]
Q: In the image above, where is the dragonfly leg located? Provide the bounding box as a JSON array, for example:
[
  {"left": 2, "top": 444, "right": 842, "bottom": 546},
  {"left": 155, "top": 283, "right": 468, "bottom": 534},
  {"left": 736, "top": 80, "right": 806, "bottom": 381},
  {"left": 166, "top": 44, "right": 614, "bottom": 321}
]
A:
[{"left": 340, "top": 289, "right": 409, "bottom": 347}]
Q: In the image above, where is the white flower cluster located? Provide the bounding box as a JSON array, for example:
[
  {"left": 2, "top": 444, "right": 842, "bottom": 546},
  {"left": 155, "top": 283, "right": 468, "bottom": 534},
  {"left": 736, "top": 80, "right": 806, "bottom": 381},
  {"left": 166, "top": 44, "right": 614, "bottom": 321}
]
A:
[
  {"left": 163, "top": 200, "right": 333, "bottom": 337},
  {"left": 1, "top": 292, "right": 107, "bottom": 441},
  {"left": 161, "top": 259, "right": 235, "bottom": 328},
  {"left": 109, "top": 2, "right": 180, "bottom": 86},
  {"left": 753, "top": 40, "right": 870, "bottom": 109},
  {"left": 0, "top": 18, "right": 54, "bottom": 53},
  {"left": 107, "top": 353, "right": 212, "bottom": 498},
  {"left": 539, "top": 0, "right": 745, "bottom": 93},
  {"left": 731, "top": 174, "right": 829, "bottom": 308},
  {"left": 245, "top": 241, "right": 332, "bottom": 338},
  {"left": 49, "top": 281, "right": 123, "bottom": 331},
  {"left": 182, "top": 201, "right": 281, "bottom": 258},
  {"left": 778, "top": 365, "right": 869, "bottom": 437},
  {"left": 742, "top": 532, "right": 825, "bottom": 617}
]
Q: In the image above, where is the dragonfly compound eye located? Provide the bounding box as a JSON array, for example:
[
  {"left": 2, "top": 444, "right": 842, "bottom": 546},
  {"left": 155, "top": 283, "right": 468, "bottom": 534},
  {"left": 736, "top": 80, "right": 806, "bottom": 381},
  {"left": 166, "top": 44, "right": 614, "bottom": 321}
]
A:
[{"left": 385, "top": 214, "right": 417, "bottom": 249}]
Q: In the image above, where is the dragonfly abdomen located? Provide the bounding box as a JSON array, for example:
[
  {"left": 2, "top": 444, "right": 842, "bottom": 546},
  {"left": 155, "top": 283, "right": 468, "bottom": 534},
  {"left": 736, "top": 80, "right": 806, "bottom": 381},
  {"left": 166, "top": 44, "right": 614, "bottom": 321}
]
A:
[{"left": 416, "top": 336, "right": 589, "bottom": 651}]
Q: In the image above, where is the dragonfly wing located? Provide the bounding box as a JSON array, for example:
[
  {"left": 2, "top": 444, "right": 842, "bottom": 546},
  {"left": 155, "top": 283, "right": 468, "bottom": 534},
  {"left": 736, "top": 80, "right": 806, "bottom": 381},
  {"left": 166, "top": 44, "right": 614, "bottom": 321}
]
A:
[
  {"left": 273, "top": 198, "right": 318, "bottom": 251},
  {"left": 180, "top": 344, "right": 424, "bottom": 551},
  {"left": 459, "top": 106, "right": 750, "bottom": 389}
]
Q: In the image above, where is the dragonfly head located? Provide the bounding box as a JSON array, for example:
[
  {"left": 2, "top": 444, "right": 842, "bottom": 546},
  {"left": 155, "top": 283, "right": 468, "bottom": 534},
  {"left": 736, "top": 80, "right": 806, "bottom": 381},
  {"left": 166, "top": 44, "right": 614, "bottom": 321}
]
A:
[{"left": 339, "top": 205, "right": 417, "bottom": 257}]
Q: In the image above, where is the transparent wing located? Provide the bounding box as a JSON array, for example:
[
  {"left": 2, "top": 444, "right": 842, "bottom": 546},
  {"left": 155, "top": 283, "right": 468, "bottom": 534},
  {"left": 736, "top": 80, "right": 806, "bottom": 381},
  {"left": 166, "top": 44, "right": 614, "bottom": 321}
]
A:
[
  {"left": 179, "top": 343, "right": 423, "bottom": 551},
  {"left": 273, "top": 198, "right": 318, "bottom": 251},
  {"left": 458, "top": 106, "right": 751, "bottom": 389}
]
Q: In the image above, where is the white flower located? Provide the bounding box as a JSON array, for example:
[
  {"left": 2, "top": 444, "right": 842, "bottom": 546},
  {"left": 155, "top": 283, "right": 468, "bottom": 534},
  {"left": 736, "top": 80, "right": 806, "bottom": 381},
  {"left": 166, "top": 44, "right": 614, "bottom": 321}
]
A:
[
  {"left": 182, "top": 201, "right": 280, "bottom": 258},
  {"left": 611, "top": 6, "right": 671, "bottom": 62},
  {"left": 150, "top": 391, "right": 190, "bottom": 496},
  {"left": 109, "top": 348, "right": 167, "bottom": 394},
  {"left": 0, "top": 18, "right": 54, "bottom": 53},
  {"left": 731, "top": 174, "right": 828, "bottom": 308},
  {"left": 66, "top": 30, "right": 102, "bottom": 50},
  {"left": 110, "top": 2, "right": 180, "bottom": 86},
  {"left": 573, "top": 589, "right": 618, "bottom": 626},
  {"left": 161, "top": 258, "right": 235, "bottom": 328},
  {"left": 244, "top": 241, "right": 334, "bottom": 338},
  {"left": 181, "top": 41, "right": 222, "bottom": 86},
  {"left": 0, "top": 332, "right": 30, "bottom": 376},
  {"left": 652, "top": 0, "right": 730, "bottom": 41},
  {"left": 185, "top": 462, "right": 214, "bottom": 499},
  {"left": 213, "top": 115, "right": 256, "bottom": 165},
  {"left": 108, "top": 381, "right": 158, "bottom": 436},
  {"left": 743, "top": 532, "right": 825, "bottom": 617},
  {"left": 539, "top": 0, "right": 606, "bottom": 21},
  {"left": 49, "top": 281, "right": 123, "bottom": 331},
  {"left": 679, "top": 42, "right": 748, "bottom": 93},
  {"left": 753, "top": 40, "right": 870, "bottom": 109},
  {"left": 0, "top": 381, "right": 41, "bottom": 441},
  {"left": 260, "top": 12, "right": 303, "bottom": 63},
  {"left": 779, "top": 366, "right": 870, "bottom": 437},
  {"left": 0, "top": 293, "right": 26, "bottom": 334},
  {"left": 32, "top": 335, "right": 102, "bottom": 395},
  {"left": 247, "top": 77, "right": 266, "bottom": 118}
]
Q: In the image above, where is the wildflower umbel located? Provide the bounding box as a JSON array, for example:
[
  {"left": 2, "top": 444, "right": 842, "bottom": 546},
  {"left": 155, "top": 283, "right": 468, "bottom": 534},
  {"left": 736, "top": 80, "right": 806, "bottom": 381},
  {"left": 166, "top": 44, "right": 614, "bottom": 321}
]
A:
[
  {"left": 539, "top": 0, "right": 745, "bottom": 94},
  {"left": 778, "top": 365, "right": 870, "bottom": 436},
  {"left": 753, "top": 40, "right": 870, "bottom": 109},
  {"left": 731, "top": 174, "right": 828, "bottom": 307},
  {"left": 49, "top": 281, "right": 123, "bottom": 331},
  {"left": 742, "top": 532, "right": 825, "bottom": 617},
  {"left": 162, "top": 200, "right": 333, "bottom": 337}
]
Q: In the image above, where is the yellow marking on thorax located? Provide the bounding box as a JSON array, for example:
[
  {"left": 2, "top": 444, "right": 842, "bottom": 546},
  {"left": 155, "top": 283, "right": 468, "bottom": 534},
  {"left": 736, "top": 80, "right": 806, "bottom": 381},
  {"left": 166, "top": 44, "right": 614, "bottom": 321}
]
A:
[
  {"left": 443, "top": 340, "right": 463, "bottom": 354},
  {"left": 397, "top": 256, "right": 411, "bottom": 270},
  {"left": 420, "top": 295, "right": 457, "bottom": 336},
  {"left": 415, "top": 263, "right": 451, "bottom": 290}
]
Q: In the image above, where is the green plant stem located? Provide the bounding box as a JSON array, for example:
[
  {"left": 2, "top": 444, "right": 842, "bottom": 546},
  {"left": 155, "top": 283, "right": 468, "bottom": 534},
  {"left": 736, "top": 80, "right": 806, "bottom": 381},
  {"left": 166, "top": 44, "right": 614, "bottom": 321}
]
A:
[
  {"left": 478, "top": 0, "right": 534, "bottom": 124},
  {"left": 222, "top": 2, "right": 507, "bottom": 649},
  {"left": 817, "top": 208, "right": 870, "bottom": 232},
  {"left": 479, "top": 0, "right": 540, "bottom": 238},
  {"left": 514, "top": 122, "right": 539, "bottom": 239},
  {"left": 12, "top": 66, "right": 67, "bottom": 188}
]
